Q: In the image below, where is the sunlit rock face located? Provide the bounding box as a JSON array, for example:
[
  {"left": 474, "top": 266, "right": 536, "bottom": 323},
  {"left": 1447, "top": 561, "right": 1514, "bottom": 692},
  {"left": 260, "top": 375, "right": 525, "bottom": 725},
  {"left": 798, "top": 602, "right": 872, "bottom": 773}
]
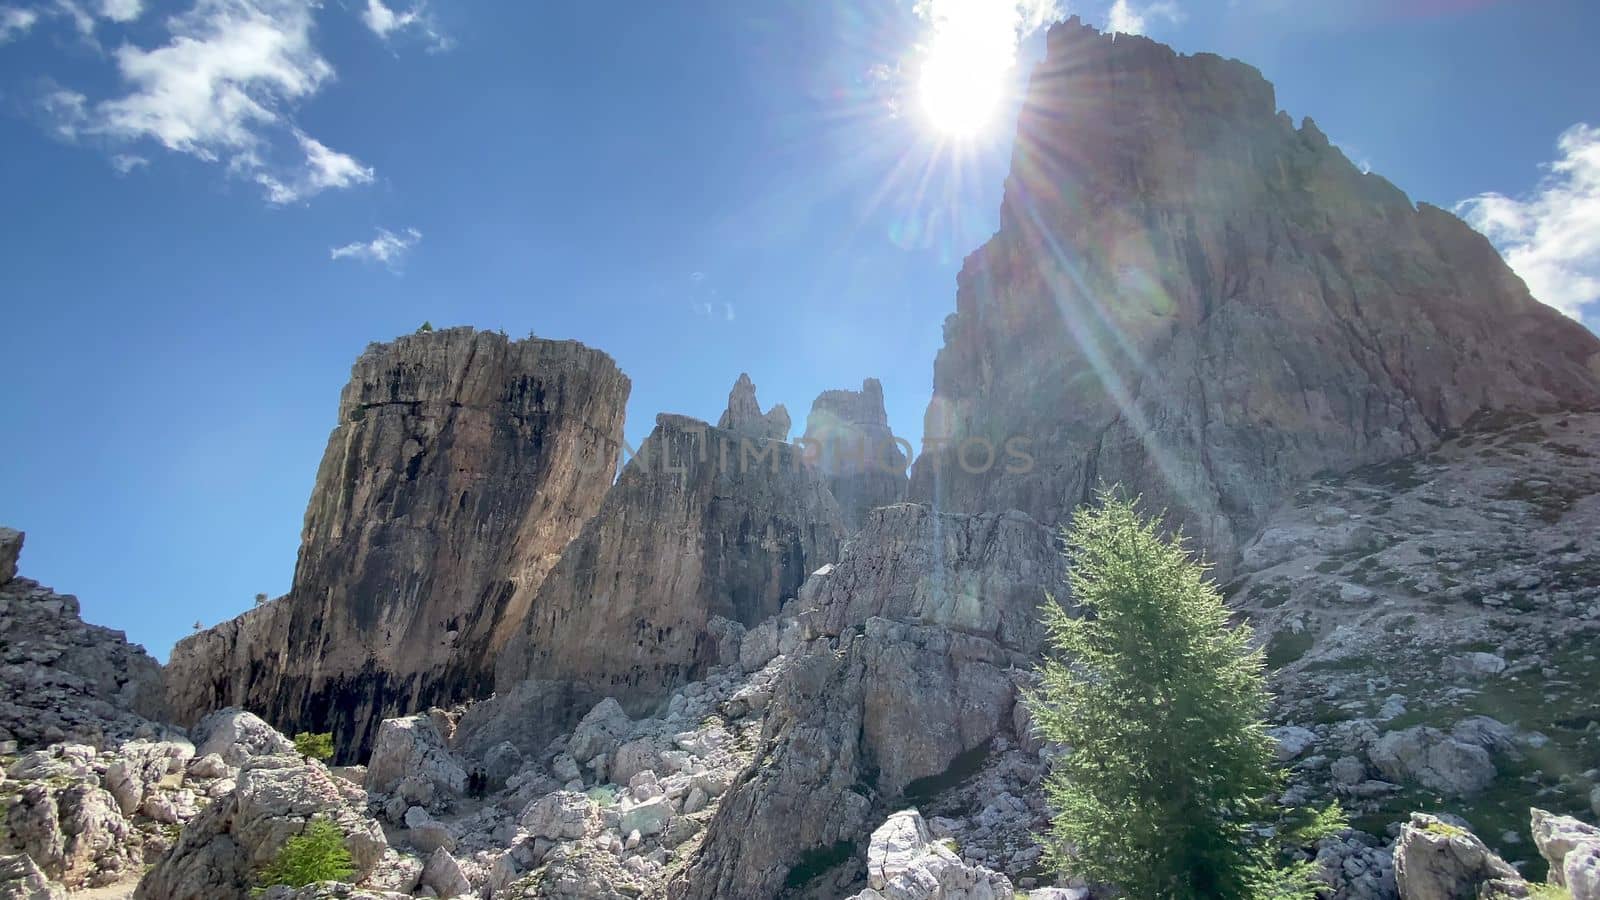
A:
[
  {"left": 801, "top": 378, "right": 909, "bottom": 530},
  {"left": 495, "top": 377, "right": 846, "bottom": 719},
  {"left": 908, "top": 17, "right": 1600, "bottom": 566},
  {"left": 165, "top": 328, "right": 630, "bottom": 761}
]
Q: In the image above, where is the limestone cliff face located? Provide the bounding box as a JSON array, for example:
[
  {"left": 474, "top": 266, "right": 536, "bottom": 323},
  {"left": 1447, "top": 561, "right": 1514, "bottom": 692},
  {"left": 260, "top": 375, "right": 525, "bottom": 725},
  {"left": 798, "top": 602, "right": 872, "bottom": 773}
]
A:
[
  {"left": 167, "top": 328, "right": 629, "bottom": 759},
  {"left": 800, "top": 379, "right": 908, "bottom": 530},
  {"left": 674, "top": 504, "right": 1062, "bottom": 899},
  {"left": 496, "top": 379, "right": 846, "bottom": 717},
  {"left": 908, "top": 18, "right": 1600, "bottom": 566}
]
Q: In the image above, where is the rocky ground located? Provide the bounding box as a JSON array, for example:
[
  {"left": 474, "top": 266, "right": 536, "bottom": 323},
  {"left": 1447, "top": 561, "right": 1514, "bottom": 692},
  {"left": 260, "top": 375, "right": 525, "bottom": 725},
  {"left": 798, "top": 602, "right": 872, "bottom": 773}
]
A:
[
  {"left": 5, "top": 410, "right": 1600, "bottom": 899},
  {"left": 1233, "top": 411, "right": 1600, "bottom": 888}
]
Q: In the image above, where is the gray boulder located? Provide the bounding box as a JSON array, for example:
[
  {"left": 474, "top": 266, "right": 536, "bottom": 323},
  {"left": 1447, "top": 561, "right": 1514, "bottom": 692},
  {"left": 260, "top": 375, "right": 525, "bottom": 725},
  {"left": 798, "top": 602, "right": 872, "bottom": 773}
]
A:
[
  {"left": 419, "top": 847, "right": 471, "bottom": 899},
  {"left": 364, "top": 714, "right": 465, "bottom": 799},
  {"left": 519, "top": 791, "right": 597, "bottom": 841},
  {"left": 1532, "top": 808, "right": 1600, "bottom": 892},
  {"left": 105, "top": 739, "right": 195, "bottom": 815},
  {"left": 1392, "top": 813, "right": 1524, "bottom": 899},
  {"left": 0, "top": 852, "right": 66, "bottom": 900},
  {"left": 192, "top": 708, "right": 296, "bottom": 766},
  {"left": 857, "top": 809, "right": 1014, "bottom": 899},
  {"left": 566, "top": 698, "right": 631, "bottom": 765},
  {"left": 1369, "top": 727, "right": 1496, "bottom": 796},
  {"left": 1568, "top": 843, "right": 1600, "bottom": 900}
]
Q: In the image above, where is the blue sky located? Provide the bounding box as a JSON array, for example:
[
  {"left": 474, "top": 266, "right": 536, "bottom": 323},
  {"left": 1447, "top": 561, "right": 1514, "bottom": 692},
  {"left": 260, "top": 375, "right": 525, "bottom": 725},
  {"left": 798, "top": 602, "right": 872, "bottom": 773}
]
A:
[{"left": 2, "top": 0, "right": 1597, "bottom": 659}]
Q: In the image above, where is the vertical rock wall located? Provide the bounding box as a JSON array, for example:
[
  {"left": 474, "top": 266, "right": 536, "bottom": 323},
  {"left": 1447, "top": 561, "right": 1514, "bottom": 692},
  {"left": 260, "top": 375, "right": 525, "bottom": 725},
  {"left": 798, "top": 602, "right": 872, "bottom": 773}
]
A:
[
  {"left": 495, "top": 377, "right": 846, "bottom": 716},
  {"left": 166, "top": 328, "right": 630, "bottom": 760}
]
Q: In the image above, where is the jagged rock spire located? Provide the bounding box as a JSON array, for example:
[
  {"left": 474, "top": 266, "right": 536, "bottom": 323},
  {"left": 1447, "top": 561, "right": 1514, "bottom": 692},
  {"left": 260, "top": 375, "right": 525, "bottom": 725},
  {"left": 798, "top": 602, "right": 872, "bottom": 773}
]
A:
[{"left": 717, "top": 372, "right": 790, "bottom": 441}]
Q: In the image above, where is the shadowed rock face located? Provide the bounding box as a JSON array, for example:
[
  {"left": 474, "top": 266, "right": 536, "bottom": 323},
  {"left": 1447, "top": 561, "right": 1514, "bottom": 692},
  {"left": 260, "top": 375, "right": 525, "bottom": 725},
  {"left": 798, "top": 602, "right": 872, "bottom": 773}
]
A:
[
  {"left": 801, "top": 379, "right": 909, "bottom": 530},
  {"left": 165, "top": 328, "right": 630, "bottom": 761},
  {"left": 908, "top": 17, "right": 1600, "bottom": 567},
  {"left": 495, "top": 399, "right": 846, "bottom": 717}
]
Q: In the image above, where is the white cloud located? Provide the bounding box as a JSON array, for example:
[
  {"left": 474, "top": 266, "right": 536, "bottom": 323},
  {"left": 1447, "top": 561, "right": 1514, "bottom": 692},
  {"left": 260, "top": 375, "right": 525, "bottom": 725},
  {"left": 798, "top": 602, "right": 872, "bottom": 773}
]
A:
[
  {"left": 42, "top": 0, "right": 373, "bottom": 204},
  {"left": 54, "top": 0, "right": 96, "bottom": 35},
  {"left": 330, "top": 227, "right": 422, "bottom": 268},
  {"left": 40, "top": 87, "right": 88, "bottom": 138},
  {"left": 253, "top": 130, "right": 373, "bottom": 202},
  {"left": 2, "top": 0, "right": 140, "bottom": 42},
  {"left": 360, "top": 0, "right": 448, "bottom": 51},
  {"left": 99, "top": 0, "right": 142, "bottom": 23},
  {"left": 1107, "top": 0, "right": 1183, "bottom": 35},
  {"left": 0, "top": 5, "right": 39, "bottom": 42},
  {"left": 1458, "top": 123, "right": 1600, "bottom": 321},
  {"left": 110, "top": 152, "right": 148, "bottom": 173}
]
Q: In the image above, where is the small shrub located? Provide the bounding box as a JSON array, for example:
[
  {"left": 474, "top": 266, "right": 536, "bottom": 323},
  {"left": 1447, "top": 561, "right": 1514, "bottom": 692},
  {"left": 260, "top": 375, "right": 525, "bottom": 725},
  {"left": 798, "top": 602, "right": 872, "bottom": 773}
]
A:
[
  {"left": 255, "top": 818, "right": 354, "bottom": 891},
  {"left": 585, "top": 785, "right": 617, "bottom": 807},
  {"left": 292, "top": 732, "right": 335, "bottom": 762},
  {"left": 1528, "top": 885, "right": 1573, "bottom": 900},
  {"left": 416, "top": 320, "right": 434, "bottom": 333}
]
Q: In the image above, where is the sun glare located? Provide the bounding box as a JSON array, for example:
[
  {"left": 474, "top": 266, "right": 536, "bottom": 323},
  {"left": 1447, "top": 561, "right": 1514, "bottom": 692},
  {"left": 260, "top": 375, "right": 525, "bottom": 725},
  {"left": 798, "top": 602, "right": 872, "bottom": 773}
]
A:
[
  {"left": 915, "top": 0, "right": 1049, "bottom": 138},
  {"left": 919, "top": 40, "right": 1006, "bottom": 136}
]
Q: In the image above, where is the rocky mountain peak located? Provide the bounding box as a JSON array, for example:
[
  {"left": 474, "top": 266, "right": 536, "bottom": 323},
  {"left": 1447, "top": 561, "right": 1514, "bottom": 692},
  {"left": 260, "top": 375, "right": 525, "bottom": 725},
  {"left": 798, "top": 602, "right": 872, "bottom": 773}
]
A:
[
  {"left": 716, "top": 372, "right": 790, "bottom": 441},
  {"left": 0, "top": 527, "right": 167, "bottom": 750},
  {"left": 910, "top": 16, "right": 1600, "bottom": 567}
]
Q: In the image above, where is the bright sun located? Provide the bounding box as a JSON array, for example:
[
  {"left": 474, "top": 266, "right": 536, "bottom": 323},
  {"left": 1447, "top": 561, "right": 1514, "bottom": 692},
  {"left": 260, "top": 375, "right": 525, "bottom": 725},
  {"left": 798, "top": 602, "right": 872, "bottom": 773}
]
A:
[
  {"left": 915, "top": 0, "right": 1035, "bottom": 138},
  {"left": 918, "top": 42, "right": 1005, "bottom": 137}
]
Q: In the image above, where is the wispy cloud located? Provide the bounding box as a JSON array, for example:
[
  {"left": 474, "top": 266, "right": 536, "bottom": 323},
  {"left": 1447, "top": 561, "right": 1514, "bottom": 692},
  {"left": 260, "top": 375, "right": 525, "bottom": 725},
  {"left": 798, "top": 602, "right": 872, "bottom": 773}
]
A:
[
  {"left": 360, "top": 0, "right": 449, "bottom": 51},
  {"left": 1107, "top": 0, "right": 1183, "bottom": 35},
  {"left": 330, "top": 227, "right": 422, "bottom": 269},
  {"left": 40, "top": 0, "right": 373, "bottom": 205},
  {"left": 110, "top": 152, "right": 148, "bottom": 173},
  {"left": 8, "top": 0, "right": 143, "bottom": 41},
  {"left": 98, "top": 0, "right": 142, "bottom": 23},
  {"left": 1457, "top": 123, "right": 1600, "bottom": 321},
  {"left": 0, "top": 5, "right": 39, "bottom": 42}
]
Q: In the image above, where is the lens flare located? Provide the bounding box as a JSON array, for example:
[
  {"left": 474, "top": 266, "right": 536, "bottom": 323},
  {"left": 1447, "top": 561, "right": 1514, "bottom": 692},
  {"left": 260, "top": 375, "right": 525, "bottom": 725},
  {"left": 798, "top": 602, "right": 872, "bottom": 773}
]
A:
[{"left": 914, "top": 0, "right": 1058, "bottom": 137}]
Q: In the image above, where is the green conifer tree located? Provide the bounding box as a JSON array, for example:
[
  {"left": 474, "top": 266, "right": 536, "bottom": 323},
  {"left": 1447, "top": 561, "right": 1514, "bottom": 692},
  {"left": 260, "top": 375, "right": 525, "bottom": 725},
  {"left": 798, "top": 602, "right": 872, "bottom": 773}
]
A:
[
  {"left": 292, "top": 731, "right": 335, "bottom": 762},
  {"left": 255, "top": 817, "right": 354, "bottom": 891},
  {"left": 1026, "top": 491, "right": 1342, "bottom": 900}
]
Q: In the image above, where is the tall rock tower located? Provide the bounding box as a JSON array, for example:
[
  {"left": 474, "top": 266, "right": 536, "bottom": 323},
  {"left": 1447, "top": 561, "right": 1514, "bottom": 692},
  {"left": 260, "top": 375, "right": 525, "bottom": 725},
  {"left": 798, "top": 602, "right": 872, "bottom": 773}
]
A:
[
  {"left": 801, "top": 378, "right": 909, "bottom": 530},
  {"left": 166, "top": 328, "right": 630, "bottom": 759},
  {"left": 495, "top": 375, "right": 845, "bottom": 716},
  {"left": 908, "top": 18, "right": 1600, "bottom": 564}
]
